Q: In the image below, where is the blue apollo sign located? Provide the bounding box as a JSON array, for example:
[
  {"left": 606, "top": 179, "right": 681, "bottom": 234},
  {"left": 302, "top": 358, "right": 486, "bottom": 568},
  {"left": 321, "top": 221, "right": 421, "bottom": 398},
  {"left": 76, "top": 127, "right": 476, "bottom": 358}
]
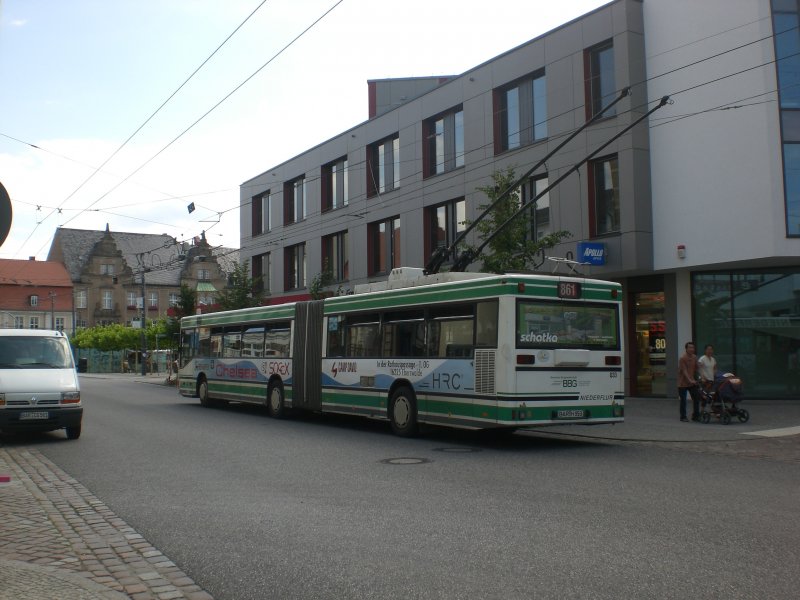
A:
[{"left": 577, "top": 241, "right": 606, "bottom": 265}]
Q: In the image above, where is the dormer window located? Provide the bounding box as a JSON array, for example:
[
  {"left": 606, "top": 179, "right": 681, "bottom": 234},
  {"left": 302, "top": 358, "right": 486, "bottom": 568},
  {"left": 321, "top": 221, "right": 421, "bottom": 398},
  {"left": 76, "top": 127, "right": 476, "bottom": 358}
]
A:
[
  {"left": 30, "top": 294, "right": 39, "bottom": 307},
  {"left": 100, "top": 264, "right": 115, "bottom": 275},
  {"left": 198, "top": 269, "right": 211, "bottom": 281}
]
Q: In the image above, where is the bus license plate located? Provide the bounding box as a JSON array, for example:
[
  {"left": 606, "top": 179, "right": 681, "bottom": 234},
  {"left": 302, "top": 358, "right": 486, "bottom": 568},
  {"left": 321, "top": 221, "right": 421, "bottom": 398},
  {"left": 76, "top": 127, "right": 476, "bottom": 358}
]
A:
[
  {"left": 557, "top": 410, "right": 585, "bottom": 419},
  {"left": 20, "top": 411, "right": 49, "bottom": 420}
]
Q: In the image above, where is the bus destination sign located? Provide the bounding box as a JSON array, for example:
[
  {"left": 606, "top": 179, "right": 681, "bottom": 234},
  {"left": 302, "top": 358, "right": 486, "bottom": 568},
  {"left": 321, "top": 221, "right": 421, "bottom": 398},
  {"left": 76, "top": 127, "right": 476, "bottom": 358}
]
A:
[{"left": 557, "top": 281, "right": 582, "bottom": 299}]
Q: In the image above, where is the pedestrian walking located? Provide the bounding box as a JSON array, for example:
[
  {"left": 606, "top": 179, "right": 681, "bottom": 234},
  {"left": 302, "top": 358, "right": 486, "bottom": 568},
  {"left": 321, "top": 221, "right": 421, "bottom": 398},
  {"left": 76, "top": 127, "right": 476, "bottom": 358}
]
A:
[
  {"left": 697, "top": 344, "right": 717, "bottom": 389},
  {"left": 678, "top": 341, "right": 700, "bottom": 422}
]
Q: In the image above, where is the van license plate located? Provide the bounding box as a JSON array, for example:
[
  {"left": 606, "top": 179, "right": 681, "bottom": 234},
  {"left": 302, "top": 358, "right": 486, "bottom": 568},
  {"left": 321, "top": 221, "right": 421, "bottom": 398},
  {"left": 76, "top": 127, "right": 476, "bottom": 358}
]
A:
[
  {"left": 20, "top": 411, "right": 49, "bottom": 420},
  {"left": 557, "top": 410, "right": 585, "bottom": 419}
]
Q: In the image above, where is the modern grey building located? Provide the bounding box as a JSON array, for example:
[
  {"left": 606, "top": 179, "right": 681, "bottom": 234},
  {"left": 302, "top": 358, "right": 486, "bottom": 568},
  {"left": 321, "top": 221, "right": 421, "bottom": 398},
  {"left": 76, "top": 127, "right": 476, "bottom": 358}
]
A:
[{"left": 241, "top": 0, "right": 800, "bottom": 398}]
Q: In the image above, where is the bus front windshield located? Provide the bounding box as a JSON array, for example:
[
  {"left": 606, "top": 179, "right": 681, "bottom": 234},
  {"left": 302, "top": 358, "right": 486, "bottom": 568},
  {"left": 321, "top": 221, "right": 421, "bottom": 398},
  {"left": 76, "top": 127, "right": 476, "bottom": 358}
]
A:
[{"left": 516, "top": 300, "right": 619, "bottom": 350}]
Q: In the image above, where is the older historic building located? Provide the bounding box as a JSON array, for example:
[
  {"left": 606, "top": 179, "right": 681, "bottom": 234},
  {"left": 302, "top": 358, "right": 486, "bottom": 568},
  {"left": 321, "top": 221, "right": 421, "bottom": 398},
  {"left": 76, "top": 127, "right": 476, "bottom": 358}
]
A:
[{"left": 46, "top": 226, "right": 238, "bottom": 330}]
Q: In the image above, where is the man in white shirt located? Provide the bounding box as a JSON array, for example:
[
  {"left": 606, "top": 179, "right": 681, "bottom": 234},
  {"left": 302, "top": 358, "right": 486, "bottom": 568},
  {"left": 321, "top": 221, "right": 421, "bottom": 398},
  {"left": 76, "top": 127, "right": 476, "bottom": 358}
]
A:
[{"left": 697, "top": 344, "right": 717, "bottom": 386}]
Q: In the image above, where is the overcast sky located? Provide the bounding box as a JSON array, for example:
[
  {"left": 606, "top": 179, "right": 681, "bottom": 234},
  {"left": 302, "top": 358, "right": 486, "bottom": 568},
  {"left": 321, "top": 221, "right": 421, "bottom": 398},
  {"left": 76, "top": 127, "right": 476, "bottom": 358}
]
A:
[{"left": 0, "top": 0, "right": 609, "bottom": 260}]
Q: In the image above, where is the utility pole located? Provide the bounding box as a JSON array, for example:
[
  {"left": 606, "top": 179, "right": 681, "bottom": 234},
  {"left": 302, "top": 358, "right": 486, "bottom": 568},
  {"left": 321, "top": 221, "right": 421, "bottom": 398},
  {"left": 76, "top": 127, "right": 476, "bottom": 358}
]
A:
[{"left": 140, "top": 266, "right": 147, "bottom": 376}]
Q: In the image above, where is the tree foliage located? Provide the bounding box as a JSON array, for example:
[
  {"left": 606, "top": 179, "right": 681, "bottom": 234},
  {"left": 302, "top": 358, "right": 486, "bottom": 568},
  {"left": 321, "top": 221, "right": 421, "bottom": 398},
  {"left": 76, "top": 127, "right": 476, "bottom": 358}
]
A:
[
  {"left": 215, "top": 259, "right": 261, "bottom": 311},
  {"left": 164, "top": 284, "right": 196, "bottom": 342},
  {"left": 309, "top": 259, "right": 335, "bottom": 300},
  {"left": 71, "top": 320, "right": 171, "bottom": 351},
  {"left": 468, "top": 166, "right": 572, "bottom": 274}
]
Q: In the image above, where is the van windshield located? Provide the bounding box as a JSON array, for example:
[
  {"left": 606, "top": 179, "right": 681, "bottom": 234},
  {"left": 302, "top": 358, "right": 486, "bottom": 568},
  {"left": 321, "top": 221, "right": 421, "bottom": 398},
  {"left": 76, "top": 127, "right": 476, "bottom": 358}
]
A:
[{"left": 0, "top": 336, "right": 75, "bottom": 369}]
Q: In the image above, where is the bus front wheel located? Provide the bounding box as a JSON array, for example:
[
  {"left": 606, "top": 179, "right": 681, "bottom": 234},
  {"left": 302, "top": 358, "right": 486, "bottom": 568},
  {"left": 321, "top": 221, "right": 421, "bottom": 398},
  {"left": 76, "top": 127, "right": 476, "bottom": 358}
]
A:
[
  {"left": 266, "top": 381, "right": 286, "bottom": 418},
  {"left": 390, "top": 386, "right": 418, "bottom": 437}
]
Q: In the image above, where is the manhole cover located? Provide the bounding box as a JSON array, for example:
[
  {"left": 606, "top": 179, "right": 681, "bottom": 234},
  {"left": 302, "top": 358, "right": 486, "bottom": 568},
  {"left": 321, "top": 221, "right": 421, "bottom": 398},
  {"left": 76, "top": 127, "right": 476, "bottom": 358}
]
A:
[
  {"left": 433, "top": 447, "right": 482, "bottom": 453},
  {"left": 380, "top": 457, "right": 431, "bottom": 465}
]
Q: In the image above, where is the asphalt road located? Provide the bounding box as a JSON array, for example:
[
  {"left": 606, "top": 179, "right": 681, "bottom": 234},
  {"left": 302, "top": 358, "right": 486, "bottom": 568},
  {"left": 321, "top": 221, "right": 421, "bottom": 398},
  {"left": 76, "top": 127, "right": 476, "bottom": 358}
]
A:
[{"left": 23, "top": 378, "right": 800, "bottom": 599}]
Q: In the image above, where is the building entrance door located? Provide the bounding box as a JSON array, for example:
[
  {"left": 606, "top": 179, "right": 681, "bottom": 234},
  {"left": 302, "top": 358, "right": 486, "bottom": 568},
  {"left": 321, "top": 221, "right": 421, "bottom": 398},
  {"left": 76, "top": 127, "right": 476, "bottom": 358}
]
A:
[{"left": 633, "top": 291, "right": 666, "bottom": 396}]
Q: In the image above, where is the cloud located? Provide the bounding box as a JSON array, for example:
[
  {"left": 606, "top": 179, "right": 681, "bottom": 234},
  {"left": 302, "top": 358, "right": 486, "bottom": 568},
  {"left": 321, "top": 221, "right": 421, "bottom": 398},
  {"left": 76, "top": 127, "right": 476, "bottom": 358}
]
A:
[{"left": 10, "top": 19, "right": 28, "bottom": 27}]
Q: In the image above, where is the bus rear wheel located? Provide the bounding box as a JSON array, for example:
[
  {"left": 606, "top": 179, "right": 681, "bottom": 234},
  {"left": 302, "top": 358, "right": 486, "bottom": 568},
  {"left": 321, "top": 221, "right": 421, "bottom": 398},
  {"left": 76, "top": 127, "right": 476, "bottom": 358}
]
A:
[
  {"left": 266, "top": 381, "right": 285, "bottom": 418},
  {"left": 198, "top": 377, "right": 214, "bottom": 407},
  {"left": 390, "top": 386, "right": 418, "bottom": 437}
]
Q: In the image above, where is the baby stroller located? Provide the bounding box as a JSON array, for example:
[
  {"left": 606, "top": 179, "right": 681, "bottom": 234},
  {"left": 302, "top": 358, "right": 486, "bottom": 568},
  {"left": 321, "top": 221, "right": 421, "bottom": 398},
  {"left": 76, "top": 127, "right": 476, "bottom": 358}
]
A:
[{"left": 699, "top": 372, "right": 749, "bottom": 425}]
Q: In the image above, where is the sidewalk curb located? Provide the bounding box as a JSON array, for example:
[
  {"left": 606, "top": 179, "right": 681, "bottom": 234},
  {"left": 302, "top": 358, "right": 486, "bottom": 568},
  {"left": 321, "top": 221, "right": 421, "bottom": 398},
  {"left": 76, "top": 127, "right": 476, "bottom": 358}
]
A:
[{"left": 0, "top": 558, "right": 128, "bottom": 600}]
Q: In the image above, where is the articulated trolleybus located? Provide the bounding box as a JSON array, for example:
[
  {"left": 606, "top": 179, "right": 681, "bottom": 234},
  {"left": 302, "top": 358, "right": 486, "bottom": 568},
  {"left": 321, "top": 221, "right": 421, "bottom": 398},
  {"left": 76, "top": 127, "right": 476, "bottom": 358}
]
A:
[{"left": 178, "top": 268, "right": 624, "bottom": 435}]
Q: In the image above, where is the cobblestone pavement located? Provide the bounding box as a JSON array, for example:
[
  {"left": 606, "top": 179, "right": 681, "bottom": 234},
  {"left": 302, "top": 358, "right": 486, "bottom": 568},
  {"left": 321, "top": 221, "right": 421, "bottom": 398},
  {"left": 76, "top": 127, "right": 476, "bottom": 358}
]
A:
[{"left": 0, "top": 447, "right": 213, "bottom": 600}]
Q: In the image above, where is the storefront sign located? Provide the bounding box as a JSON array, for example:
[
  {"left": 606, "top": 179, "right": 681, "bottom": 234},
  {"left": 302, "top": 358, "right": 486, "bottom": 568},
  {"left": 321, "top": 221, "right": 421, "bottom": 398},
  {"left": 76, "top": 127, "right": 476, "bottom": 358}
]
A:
[{"left": 577, "top": 241, "right": 606, "bottom": 265}]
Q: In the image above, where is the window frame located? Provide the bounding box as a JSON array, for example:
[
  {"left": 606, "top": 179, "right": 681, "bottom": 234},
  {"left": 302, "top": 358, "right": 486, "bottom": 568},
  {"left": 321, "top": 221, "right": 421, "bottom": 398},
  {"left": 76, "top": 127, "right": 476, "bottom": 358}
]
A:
[
  {"left": 494, "top": 71, "right": 547, "bottom": 154},
  {"left": 285, "top": 243, "right": 307, "bottom": 291},
  {"left": 423, "top": 105, "right": 464, "bottom": 177},
  {"left": 367, "top": 134, "right": 400, "bottom": 197},
  {"left": 322, "top": 157, "right": 349, "bottom": 212},
  {"left": 585, "top": 39, "right": 616, "bottom": 120},
  {"left": 283, "top": 175, "right": 307, "bottom": 225},
  {"left": 589, "top": 154, "right": 620, "bottom": 237},
  {"left": 322, "top": 230, "right": 349, "bottom": 283},
  {"left": 425, "top": 198, "right": 466, "bottom": 259},
  {"left": 252, "top": 190, "right": 271, "bottom": 236},
  {"left": 368, "top": 216, "right": 401, "bottom": 276}
]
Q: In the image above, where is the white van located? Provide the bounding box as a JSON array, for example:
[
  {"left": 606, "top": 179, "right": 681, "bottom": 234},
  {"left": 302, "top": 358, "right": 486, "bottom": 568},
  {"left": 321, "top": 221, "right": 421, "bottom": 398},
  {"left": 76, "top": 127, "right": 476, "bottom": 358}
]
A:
[{"left": 0, "top": 329, "right": 82, "bottom": 439}]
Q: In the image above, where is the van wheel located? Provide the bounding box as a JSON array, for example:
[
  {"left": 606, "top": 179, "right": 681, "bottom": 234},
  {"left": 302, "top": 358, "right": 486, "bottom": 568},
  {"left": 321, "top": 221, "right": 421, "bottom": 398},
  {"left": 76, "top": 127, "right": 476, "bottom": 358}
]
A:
[
  {"left": 266, "top": 381, "right": 285, "bottom": 418},
  {"left": 66, "top": 424, "right": 81, "bottom": 440},
  {"left": 198, "top": 377, "right": 214, "bottom": 407},
  {"left": 390, "top": 386, "right": 418, "bottom": 437}
]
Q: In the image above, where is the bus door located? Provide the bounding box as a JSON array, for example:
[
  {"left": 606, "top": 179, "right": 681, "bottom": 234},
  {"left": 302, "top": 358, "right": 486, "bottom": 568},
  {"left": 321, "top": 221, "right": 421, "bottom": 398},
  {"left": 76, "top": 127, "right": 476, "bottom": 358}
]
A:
[{"left": 292, "top": 300, "right": 324, "bottom": 410}]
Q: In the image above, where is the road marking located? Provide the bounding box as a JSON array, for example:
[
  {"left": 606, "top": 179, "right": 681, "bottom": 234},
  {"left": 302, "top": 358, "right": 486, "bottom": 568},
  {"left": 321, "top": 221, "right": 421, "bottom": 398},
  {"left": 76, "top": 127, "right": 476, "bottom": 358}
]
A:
[{"left": 742, "top": 426, "right": 800, "bottom": 438}]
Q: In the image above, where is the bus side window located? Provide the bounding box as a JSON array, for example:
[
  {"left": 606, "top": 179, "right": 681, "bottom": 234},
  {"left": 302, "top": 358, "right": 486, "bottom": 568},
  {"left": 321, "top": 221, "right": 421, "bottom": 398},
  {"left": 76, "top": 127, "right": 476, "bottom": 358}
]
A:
[
  {"left": 266, "top": 323, "right": 290, "bottom": 357},
  {"left": 427, "top": 304, "right": 474, "bottom": 358},
  {"left": 475, "top": 301, "right": 498, "bottom": 348},
  {"left": 327, "top": 316, "right": 345, "bottom": 357},
  {"left": 382, "top": 321, "right": 426, "bottom": 357},
  {"left": 198, "top": 327, "right": 211, "bottom": 358},
  {"left": 242, "top": 326, "right": 265, "bottom": 358},
  {"left": 345, "top": 313, "right": 380, "bottom": 357},
  {"left": 223, "top": 325, "right": 243, "bottom": 358},
  {"left": 210, "top": 328, "right": 224, "bottom": 358}
]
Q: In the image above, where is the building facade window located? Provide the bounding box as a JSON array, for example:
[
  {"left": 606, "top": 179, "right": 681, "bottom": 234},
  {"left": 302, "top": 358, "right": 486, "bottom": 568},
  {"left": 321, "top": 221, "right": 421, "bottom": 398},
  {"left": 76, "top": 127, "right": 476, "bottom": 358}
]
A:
[
  {"left": 127, "top": 292, "right": 136, "bottom": 308},
  {"left": 198, "top": 294, "right": 214, "bottom": 307},
  {"left": 693, "top": 269, "right": 800, "bottom": 398},
  {"left": 423, "top": 106, "right": 464, "bottom": 177},
  {"left": 30, "top": 294, "right": 38, "bottom": 307},
  {"left": 522, "top": 175, "right": 551, "bottom": 242},
  {"left": 169, "top": 293, "right": 179, "bottom": 307},
  {"left": 285, "top": 243, "right": 306, "bottom": 290},
  {"left": 495, "top": 72, "right": 547, "bottom": 153},
  {"left": 586, "top": 40, "right": 615, "bottom": 119},
  {"left": 252, "top": 252, "right": 270, "bottom": 294},
  {"left": 149, "top": 292, "right": 158, "bottom": 309},
  {"left": 284, "top": 176, "right": 307, "bottom": 225},
  {"left": 368, "top": 217, "right": 401, "bottom": 275},
  {"left": 322, "top": 157, "right": 349, "bottom": 212},
  {"left": 772, "top": 0, "right": 800, "bottom": 235},
  {"left": 55, "top": 317, "right": 65, "bottom": 332},
  {"left": 14, "top": 316, "right": 24, "bottom": 328},
  {"left": 322, "top": 231, "right": 349, "bottom": 283},
  {"left": 102, "top": 290, "right": 113, "bottom": 310},
  {"left": 197, "top": 269, "right": 211, "bottom": 280},
  {"left": 590, "top": 155, "right": 620, "bottom": 236},
  {"left": 252, "top": 191, "right": 271, "bottom": 236},
  {"left": 29, "top": 316, "right": 39, "bottom": 329},
  {"left": 76, "top": 290, "right": 87, "bottom": 309},
  {"left": 367, "top": 134, "right": 400, "bottom": 196},
  {"left": 426, "top": 199, "right": 466, "bottom": 257},
  {"left": 100, "top": 264, "right": 115, "bottom": 275}
]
